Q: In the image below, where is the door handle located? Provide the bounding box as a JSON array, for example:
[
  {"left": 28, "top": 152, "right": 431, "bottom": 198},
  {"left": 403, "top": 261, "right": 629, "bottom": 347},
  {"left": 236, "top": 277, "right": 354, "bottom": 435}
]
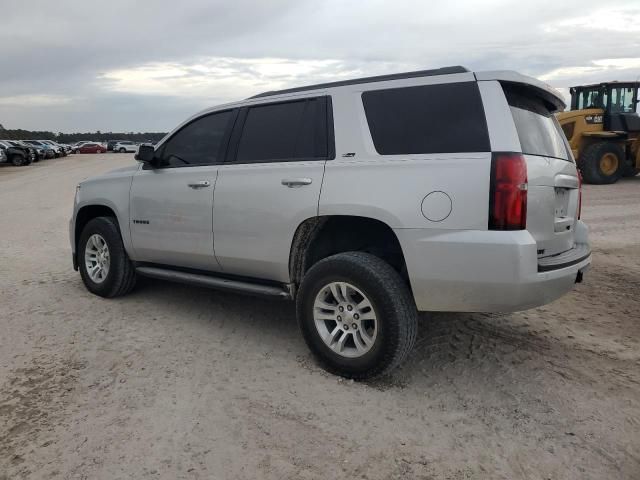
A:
[
  {"left": 188, "top": 180, "right": 211, "bottom": 189},
  {"left": 281, "top": 178, "right": 312, "bottom": 188}
]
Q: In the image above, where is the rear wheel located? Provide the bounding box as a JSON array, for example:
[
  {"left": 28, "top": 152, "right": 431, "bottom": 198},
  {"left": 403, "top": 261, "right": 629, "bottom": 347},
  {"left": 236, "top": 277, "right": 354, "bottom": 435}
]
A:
[
  {"left": 580, "top": 142, "right": 624, "bottom": 184},
  {"left": 296, "top": 252, "right": 417, "bottom": 379},
  {"left": 78, "top": 217, "right": 136, "bottom": 298}
]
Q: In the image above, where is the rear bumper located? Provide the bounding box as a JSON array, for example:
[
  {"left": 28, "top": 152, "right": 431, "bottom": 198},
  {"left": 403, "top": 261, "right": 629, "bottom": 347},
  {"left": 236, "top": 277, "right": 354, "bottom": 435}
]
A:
[{"left": 396, "top": 221, "right": 591, "bottom": 313}]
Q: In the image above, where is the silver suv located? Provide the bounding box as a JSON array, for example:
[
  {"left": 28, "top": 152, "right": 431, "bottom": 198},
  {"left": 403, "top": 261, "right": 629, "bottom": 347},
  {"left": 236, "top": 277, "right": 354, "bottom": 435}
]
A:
[{"left": 70, "top": 66, "right": 591, "bottom": 378}]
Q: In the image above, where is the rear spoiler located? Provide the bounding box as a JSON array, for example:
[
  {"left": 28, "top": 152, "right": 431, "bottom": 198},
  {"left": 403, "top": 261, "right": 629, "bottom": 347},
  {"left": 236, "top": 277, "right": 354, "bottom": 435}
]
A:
[{"left": 474, "top": 70, "right": 566, "bottom": 112}]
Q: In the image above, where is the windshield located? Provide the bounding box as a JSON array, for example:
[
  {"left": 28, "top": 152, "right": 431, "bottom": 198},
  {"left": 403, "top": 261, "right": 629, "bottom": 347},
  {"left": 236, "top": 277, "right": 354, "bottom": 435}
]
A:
[{"left": 577, "top": 88, "right": 606, "bottom": 109}]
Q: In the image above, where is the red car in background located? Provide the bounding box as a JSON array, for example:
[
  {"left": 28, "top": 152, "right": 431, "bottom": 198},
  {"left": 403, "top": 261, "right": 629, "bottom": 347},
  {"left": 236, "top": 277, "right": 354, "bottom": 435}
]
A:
[{"left": 75, "top": 143, "right": 107, "bottom": 154}]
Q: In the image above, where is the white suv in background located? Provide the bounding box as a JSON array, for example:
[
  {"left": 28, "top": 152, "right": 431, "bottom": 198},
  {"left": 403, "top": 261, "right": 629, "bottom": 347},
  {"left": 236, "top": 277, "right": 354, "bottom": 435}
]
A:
[
  {"left": 70, "top": 66, "right": 591, "bottom": 378},
  {"left": 114, "top": 141, "right": 137, "bottom": 153}
]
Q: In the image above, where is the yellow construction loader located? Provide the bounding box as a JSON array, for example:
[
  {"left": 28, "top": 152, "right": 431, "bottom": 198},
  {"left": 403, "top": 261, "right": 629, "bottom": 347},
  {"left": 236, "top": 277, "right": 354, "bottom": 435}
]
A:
[{"left": 556, "top": 81, "right": 640, "bottom": 184}]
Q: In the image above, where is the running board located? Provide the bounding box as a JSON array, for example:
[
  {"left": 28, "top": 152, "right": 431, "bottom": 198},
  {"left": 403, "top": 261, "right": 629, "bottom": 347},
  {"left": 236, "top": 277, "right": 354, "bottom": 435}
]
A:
[{"left": 135, "top": 266, "right": 292, "bottom": 300}]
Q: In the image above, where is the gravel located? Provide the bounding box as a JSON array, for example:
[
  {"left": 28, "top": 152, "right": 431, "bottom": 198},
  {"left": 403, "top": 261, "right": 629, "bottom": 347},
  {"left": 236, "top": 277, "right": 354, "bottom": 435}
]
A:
[{"left": 1, "top": 154, "right": 639, "bottom": 479}]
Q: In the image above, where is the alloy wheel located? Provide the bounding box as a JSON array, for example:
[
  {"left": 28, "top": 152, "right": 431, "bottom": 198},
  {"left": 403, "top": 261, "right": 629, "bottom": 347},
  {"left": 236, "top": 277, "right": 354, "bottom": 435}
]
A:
[
  {"left": 313, "top": 281, "right": 378, "bottom": 358},
  {"left": 84, "top": 234, "right": 110, "bottom": 283}
]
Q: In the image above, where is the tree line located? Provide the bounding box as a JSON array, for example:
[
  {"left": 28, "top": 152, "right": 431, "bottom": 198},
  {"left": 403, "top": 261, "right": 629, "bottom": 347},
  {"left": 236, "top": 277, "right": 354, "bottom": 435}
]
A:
[{"left": 0, "top": 128, "right": 168, "bottom": 144}]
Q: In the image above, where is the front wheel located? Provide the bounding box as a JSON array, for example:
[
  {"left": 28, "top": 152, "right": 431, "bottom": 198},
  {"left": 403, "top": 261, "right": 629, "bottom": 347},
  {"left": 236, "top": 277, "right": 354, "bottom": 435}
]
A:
[
  {"left": 580, "top": 142, "right": 624, "bottom": 184},
  {"left": 296, "top": 252, "right": 417, "bottom": 379},
  {"left": 10, "top": 155, "right": 26, "bottom": 166},
  {"left": 119, "top": 148, "right": 126, "bottom": 153},
  {"left": 78, "top": 216, "right": 136, "bottom": 298}
]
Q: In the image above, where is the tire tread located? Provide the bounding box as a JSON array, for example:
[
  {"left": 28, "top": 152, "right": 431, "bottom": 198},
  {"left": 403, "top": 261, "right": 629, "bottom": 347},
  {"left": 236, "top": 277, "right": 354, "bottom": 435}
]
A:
[{"left": 580, "top": 142, "right": 624, "bottom": 184}]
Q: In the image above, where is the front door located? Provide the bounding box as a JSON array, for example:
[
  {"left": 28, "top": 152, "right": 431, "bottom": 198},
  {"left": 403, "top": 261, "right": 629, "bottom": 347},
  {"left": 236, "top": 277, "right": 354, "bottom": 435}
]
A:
[
  {"left": 130, "top": 166, "right": 219, "bottom": 270},
  {"left": 129, "top": 109, "right": 236, "bottom": 271}
]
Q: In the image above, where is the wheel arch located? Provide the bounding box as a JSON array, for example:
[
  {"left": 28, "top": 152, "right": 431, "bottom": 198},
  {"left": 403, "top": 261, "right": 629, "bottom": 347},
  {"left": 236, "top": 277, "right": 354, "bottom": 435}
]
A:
[
  {"left": 288, "top": 215, "right": 410, "bottom": 289},
  {"left": 74, "top": 204, "right": 123, "bottom": 268}
]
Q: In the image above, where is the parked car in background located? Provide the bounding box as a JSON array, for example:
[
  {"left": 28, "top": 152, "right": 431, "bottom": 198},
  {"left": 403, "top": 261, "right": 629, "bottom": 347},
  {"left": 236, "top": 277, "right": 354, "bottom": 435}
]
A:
[
  {"left": 71, "top": 141, "right": 91, "bottom": 150},
  {"left": 0, "top": 148, "right": 6, "bottom": 165},
  {"left": 58, "top": 143, "right": 73, "bottom": 155},
  {"left": 107, "top": 140, "right": 126, "bottom": 151},
  {"left": 4, "top": 140, "right": 40, "bottom": 162},
  {"left": 38, "top": 140, "right": 67, "bottom": 157},
  {"left": 70, "top": 66, "right": 591, "bottom": 378},
  {"left": 75, "top": 142, "right": 107, "bottom": 154},
  {"left": 0, "top": 140, "right": 34, "bottom": 166},
  {"left": 22, "top": 140, "right": 56, "bottom": 159},
  {"left": 113, "top": 141, "right": 138, "bottom": 153}
]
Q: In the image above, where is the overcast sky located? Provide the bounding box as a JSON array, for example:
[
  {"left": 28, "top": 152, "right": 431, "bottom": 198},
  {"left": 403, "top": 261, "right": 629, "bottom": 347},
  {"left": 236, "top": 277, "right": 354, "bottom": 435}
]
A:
[{"left": 1, "top": 0, "right": 639, "bottom": 132}]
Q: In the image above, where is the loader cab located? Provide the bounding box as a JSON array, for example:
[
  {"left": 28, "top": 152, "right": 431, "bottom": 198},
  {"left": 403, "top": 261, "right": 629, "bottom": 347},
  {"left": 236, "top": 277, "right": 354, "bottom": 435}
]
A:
[{"left": 570, "top": 82, "right": 640, "bottom": 132}]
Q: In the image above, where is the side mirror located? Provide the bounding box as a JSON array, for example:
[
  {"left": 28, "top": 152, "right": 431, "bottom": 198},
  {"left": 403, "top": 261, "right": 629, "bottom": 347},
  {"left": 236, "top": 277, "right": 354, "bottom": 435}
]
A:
[{"left": 135, "top": 144, "right": 157, "bottom": 165}]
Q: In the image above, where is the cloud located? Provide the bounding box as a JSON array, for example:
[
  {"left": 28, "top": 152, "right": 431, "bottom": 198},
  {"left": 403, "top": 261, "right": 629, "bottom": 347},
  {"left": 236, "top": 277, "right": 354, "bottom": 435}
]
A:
[
  {"left": 0, "top": 94, "right": 73, "bottom": 107},
  {"left": 1, "top": 0, "right": 639, "bottom": 131}
]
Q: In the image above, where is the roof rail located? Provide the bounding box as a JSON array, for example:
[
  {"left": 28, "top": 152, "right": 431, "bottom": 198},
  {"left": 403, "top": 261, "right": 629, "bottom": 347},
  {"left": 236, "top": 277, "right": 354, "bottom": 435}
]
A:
[{"left": 249, "top": 66, "right": 470, "bottom": 99}]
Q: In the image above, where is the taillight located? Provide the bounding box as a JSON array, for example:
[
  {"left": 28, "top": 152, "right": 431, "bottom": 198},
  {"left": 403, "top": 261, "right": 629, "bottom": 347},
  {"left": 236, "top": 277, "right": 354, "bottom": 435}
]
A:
[
  {"left": 489, "top": 153, "right": 528, "bottom": 230},
  {"left": 577, "top": 170, "right": 582, "bottom": 219}
]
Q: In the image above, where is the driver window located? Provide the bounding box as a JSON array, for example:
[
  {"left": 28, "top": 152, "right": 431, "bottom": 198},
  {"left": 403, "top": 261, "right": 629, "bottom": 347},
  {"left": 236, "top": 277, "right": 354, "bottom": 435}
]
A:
[{"left": 160, "top": 110, "right": 233, "bottom": 167}]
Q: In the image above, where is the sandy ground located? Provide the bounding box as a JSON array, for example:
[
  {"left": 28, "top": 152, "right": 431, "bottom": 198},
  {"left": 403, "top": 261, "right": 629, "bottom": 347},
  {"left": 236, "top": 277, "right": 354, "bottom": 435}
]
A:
[{"left": 0, "top": 153, "right": 639, "bottom": 480}]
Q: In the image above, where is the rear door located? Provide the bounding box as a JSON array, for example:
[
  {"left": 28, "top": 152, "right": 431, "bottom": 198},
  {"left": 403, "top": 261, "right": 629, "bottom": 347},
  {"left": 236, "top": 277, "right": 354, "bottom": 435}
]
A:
[
  {"left": 129, "top": 109, "right": 236, "bottom": 270},
  {"left": 213, "top": 96, "right": 332, "bottom": 282},
  {"left": 502, "top": 83, "right": 581, "bottom": 257}
]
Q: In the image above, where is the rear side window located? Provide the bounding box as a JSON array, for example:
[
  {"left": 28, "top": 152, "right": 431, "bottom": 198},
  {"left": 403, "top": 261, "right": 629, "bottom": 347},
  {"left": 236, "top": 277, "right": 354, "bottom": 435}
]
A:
[
  {"left": 236, "top": 97, "right": 328, "bottom": 163},
  {"left": 503, "top": 83, "right": 570, "bottom": 161},
  {"left": 160, "top": 110, "right": 233, "bottom": 167},
  {"left": 362, "top": 82, "right": 490, "bottom": 155}
]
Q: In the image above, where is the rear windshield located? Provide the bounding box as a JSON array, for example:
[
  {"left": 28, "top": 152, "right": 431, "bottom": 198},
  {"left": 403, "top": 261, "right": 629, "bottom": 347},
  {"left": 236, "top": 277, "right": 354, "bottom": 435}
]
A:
[
  {"left": 503, "top": 83, "right": 571, "bottom": 161},
  {"left": 362, "top": 82, "right": 490, "bottom": 155}
]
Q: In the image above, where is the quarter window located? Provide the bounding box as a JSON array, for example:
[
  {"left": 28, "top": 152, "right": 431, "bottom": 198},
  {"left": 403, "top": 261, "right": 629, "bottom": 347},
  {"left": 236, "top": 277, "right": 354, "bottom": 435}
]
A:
[
  {"left": 362, "top": 82, "right": 490, "bottom": 155},
  {"left": 236, "top": 98, "right": 328, "bottom": 163},
  {"left": 160, "top": 110, "right": 233, "bottom": 167}
]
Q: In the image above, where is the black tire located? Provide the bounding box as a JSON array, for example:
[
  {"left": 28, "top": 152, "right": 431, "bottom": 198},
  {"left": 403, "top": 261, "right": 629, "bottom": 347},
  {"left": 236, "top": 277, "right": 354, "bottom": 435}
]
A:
[
  {"left": 78, "top": 216, "right": 136, "bottom": 298},
  {"left": 10, "top": 154, "right": 26, "bottom": 166},
  {"left": 296, "top": 252, "right": 418, "bottom": 379},
  {"left": 580, "top": 142, "right": 624, "bottom": 184},
  {"left": 119, "top": 148, "right": 126, "bottom": 153}
]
